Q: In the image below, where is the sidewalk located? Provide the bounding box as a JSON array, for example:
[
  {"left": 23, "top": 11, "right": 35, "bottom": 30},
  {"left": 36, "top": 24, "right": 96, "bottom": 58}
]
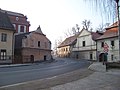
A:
[
  {"left": 47, "top": 62, "right": 120, "bottom": 90},
  {"left": 88, "top": 62, "right": 120, "bottom": 75}
]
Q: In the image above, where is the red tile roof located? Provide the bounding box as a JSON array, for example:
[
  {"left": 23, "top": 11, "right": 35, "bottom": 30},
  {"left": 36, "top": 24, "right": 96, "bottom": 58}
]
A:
[
  {"left": 97, "top": 23, "right": 118, "bottom": 40},
  {"left": 58, "top": 35, "right": 78, "bottom": 48},
  {"left": 91, "top": 32, "right": 102, "bottom": 40}
]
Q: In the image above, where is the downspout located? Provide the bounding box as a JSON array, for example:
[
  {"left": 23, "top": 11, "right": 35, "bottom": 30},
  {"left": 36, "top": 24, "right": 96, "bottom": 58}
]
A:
[
  {"left": 12, "top": 31, "right": 15, "bottom": 64},
  {"left": 96, "top": 40, "right": 98, "bottom": 62}
]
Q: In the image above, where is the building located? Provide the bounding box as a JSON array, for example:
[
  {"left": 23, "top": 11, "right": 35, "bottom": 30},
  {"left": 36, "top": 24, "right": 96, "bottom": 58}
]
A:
[
  {"left": 96, "top": 22, "right": 119, "bottom": 62},
  {"left": 0, "top": 9, "right": 30, "bottom": 33},
  {"left": 72, "top": 29, "right": 101, "bottom": 60},
  {"left": 57, "top": 35, "right": 78, "bottom": 58},
  {"left": 14, "top": 26, "right": 52, "bottom": 63},
  {"left": 0, "top": 11, "right": 15, "bottom": 64}
]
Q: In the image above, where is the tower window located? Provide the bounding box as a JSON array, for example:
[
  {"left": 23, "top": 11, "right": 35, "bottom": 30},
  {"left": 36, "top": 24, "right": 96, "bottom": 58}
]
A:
[
  {"left": 38, "top": 41, "right": 40, "bottom": 47},
  {"left": 20, "top": 26, "right": 24, "bottom": 32}
]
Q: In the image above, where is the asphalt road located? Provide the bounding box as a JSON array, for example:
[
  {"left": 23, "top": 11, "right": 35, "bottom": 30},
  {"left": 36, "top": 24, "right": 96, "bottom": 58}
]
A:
[{"left": 0, "top": 58, "right": 91, "bottom": 87}]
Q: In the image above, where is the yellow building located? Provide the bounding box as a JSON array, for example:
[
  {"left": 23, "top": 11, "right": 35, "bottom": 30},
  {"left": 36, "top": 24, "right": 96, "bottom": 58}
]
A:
[
  {"left": 57, "top": 35, "right": 78, "bottom": 58},
  {"left": 0, "top": 11, "right": 15, "bottom": 64}
]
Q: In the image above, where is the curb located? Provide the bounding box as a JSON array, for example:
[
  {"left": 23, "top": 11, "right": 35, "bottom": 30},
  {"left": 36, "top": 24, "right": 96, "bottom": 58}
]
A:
[{"left": 0, "top": 64, "right": 31, "bottom": 68}]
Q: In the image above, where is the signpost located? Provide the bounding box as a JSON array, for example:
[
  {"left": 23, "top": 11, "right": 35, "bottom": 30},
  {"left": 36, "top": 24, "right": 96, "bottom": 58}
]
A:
[
  {"left": 103, "top": 43, "right": 109, "bottom": 65},
  {"left": 103, "top": 43, "right": 109, "bottom": 53}
]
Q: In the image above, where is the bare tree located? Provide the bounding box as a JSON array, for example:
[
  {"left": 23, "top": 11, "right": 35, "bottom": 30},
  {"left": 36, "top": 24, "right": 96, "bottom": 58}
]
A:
[
  {"left": 53, "top": 37, "right": 63, "bottom": 56},
  {"left": 84, "top": 0, "right": 117, "bottom": 21},
  {"left": 82, "top": 19, "right": 92, "bottom": 31},
  {"left": 64, "top": 24, "right": 80, "bottom": 38},
  {"left": 96, "top": 23, "right": 110, "bottom": 31},
  {"left": 84, "top": 0, "right": 120, "bottom": 61}
]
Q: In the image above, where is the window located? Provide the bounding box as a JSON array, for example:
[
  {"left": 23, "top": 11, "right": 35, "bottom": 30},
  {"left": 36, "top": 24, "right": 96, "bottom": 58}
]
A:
[
  {"left": 66, "top": 48, "right": 68, "bottom": 52},
  {"left": 82, "top": 41, "right": 85, "bottom": 47},
  {"left": 45, "top": 42, "right": 47, "bottom": 48},
  {"left": 101, "top": 42, "right": 104, "bottom": 47},
  {"left": 90, "top": 53, "right": 93, "bottom": 60},
  {"left": 1, "top": 33, "right": 7, "bottom": 42},
  {"left": 111, "top": 55, "right": 114, "bottom": 61},
  {"left": 20, "top": 26, "right": 24, "bottom": 32},
  {"left": 16, "top": 17, "right": 19, "bottom": 21},
  {"left": 38, "top": 41, "right": 40, "bottom": 47},
  {"left": 0, "top": 49, "right": 6, "bottom": 60},
  {"left": 111, "top": 40, "right": 114, "bottom": 46}
]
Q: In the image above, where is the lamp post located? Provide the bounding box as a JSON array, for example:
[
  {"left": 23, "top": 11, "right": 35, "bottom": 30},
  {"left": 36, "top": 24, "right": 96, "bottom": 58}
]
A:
[{"left": 115, "top": 0, "right": 120, "bottom": 62}]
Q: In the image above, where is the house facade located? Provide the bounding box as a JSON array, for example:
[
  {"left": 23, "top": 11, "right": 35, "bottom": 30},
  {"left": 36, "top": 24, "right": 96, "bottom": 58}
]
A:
[
  {"left": 0, "top": 11, "right": 15, "bottom": 64},
  {"left": 72, "top": 29, "right": 101, "bottom": 60},
  {"left": 0, "top": 9, "right": 30, "bottom": 33},
  {"left": 96, "top": 23, "right": 119, "bottom": 62},
  {"left": 57, "top": 35, "right": 78, "bottom": 58},
  {"left": 14, "top": 26, "right": 52, "bottom": 63}
]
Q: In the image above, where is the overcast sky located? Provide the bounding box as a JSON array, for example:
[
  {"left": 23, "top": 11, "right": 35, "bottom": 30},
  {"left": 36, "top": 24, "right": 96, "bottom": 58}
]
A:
[{"left": 0, "top": 0, "right": 112, "bottom": 49}]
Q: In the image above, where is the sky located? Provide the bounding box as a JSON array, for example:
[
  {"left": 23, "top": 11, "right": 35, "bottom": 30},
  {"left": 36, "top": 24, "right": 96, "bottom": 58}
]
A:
[{"left": 0, "top": 0, "right": 112, "bottom": 49}]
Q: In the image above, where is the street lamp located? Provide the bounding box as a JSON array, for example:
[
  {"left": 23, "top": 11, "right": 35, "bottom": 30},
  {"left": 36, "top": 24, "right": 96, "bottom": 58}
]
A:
[
  {"left": 116, "top": 0, "right": 120, "bottom": 62},
  {"left": 115, "top": 0, "right": 120, "bottom": 62}
]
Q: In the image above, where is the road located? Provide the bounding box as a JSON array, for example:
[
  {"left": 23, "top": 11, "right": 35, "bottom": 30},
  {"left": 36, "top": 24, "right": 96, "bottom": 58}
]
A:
[{"left": 0, "top": 58, "right": 91, "bottom": 87}]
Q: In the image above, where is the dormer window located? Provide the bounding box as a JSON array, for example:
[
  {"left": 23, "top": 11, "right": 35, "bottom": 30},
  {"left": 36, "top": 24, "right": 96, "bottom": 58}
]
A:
[{"left": 16, "top": 17, "right": 19, "bottom": 21}]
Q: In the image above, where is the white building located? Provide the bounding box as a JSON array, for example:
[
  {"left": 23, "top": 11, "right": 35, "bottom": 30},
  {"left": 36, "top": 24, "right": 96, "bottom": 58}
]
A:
[
  {"left": 96, "top": 22, "right": 119, "bottom": 62},
  {"left": 72, "top": 29, "right": 101, "bottom": 60}
]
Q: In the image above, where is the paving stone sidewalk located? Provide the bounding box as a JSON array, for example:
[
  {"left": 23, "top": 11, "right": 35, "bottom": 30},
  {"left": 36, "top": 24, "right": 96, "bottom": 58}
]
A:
[{"left": 44, "top": 62, "right": 120, "bottom": 90}]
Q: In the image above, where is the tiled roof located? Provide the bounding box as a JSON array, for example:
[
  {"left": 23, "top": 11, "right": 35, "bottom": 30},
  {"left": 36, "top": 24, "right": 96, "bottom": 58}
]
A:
[
  {"left": 91, "top": 32, "right": 102, "bottom": 40},
  {"left": 0, "top": 9, "right": 24, "bottom": 17},
  {"left": 58, "top": 35, "right": 78, "bottom": 48},
  {"left": 0, "top": 11, "right": 15, "bottom": 30},
  {"left": 97, "top": 24, "right": 118, "bottom": 40}
]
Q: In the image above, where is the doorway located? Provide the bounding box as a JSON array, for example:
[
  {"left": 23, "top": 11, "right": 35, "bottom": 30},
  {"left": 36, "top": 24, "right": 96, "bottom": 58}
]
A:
[
  {"left": 30, "top": 55, "right": 34, "bottom": 63},
  {"left": 99, "top": 53, "right": 104, "bottom": 62},
  {"left": 44, "top": 55, "right": 46, "bottom": 61},
  {"left": 99, "top": 53, "right": 108, "bottom": 62}
]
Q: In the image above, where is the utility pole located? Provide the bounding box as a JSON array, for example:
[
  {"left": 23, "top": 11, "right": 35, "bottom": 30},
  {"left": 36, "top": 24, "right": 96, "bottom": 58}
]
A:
[{"left": 115, "top": 0, "right": 120, "bottom": 61}]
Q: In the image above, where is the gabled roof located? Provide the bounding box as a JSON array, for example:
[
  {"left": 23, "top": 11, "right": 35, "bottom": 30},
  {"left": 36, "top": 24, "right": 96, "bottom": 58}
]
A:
[
  {"left": 97, "top": 22, "right": 118, "bottom": 40},
  {"left": 0, "top": 11, "right": 15, "bottom": 30},
  {"left": 78, "top": 28, "right": 102, "bottom": 41},
  {"left": 58, "top": 35, "right": 78, "bottom": 48}
]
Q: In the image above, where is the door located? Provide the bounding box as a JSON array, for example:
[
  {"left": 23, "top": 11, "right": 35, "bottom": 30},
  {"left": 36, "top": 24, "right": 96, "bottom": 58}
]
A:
[
  {"left": 90, "top": 53, "right": 93, "bottom": 60},
  {"left": 30, "top": 55, "right": 34, "bottom": 63},
  {"left": 44, "top": 55, "right": 46, "bottom": 61},
  {"left": 99, "top": 53, "right": 105, "bottom": 62}
]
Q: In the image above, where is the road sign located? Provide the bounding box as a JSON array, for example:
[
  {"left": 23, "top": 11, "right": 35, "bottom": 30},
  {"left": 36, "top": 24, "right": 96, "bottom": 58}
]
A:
[{"left": 103, "top": 43, "right": 109, "bottom": 53}]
